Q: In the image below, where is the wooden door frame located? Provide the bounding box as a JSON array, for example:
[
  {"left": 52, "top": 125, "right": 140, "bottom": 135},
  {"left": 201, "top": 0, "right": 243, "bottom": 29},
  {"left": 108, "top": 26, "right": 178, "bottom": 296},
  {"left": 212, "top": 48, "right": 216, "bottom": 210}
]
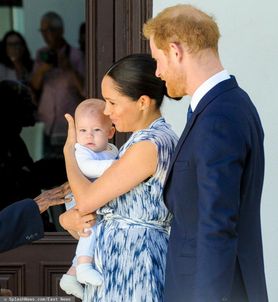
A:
[
  {"left": 85, "top": 0, "right": 153, "bottom": 147},
  {"left": 0, "top": 1, "right": 153, "bottom": 296}
]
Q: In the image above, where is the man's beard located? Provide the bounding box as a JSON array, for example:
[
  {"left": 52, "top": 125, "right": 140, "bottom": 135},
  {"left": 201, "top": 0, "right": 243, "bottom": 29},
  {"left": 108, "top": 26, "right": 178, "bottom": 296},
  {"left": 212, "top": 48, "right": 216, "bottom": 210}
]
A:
[
  {"left": 166, "top": 77, "right": 186, "bottom": 99},
  {"left": 167, "top": 81, "right": 186, "bottom": 101}
]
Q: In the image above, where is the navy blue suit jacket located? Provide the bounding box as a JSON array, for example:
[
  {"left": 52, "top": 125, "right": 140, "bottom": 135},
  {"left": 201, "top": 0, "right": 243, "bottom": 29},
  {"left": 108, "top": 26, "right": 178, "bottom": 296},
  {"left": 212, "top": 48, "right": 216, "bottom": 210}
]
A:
[
  {"left": 0, "top": 199, "right": 44, "bottom": 253},
  {"left": 164, "top": 76, "right": 268, "bottom": 302}
]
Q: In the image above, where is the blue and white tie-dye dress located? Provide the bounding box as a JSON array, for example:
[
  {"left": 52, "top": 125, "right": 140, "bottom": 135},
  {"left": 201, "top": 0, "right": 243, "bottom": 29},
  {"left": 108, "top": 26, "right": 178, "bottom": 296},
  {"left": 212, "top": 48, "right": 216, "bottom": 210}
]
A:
[{"left": 84, "top": 117, "right": 178, "bottom": 302}]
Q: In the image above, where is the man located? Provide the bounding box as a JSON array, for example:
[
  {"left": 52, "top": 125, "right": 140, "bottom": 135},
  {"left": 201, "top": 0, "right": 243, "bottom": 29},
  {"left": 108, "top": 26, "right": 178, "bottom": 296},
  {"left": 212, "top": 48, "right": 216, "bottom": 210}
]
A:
[
  {"left": 144, "top": 4, "right": 268, "bottom": 302},
  {"left": 0, "top": 183, "right": 69, "bottom": 253},
  {"left": 0, "top": 182, "right": 95, "bottom": 254},
  {"left": 31, "top": 11, "right": 84, "bottom": 158}
]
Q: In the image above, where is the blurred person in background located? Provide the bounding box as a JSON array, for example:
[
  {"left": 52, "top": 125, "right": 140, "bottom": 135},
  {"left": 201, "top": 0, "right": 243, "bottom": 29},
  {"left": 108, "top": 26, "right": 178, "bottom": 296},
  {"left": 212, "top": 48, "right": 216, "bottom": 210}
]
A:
[
  {"left": 0, "top": 79, "right": 39, "bottom": 210},
  {"left": 0, "top": 80, "right": 67, "bottom": 230},
  {"left": 78, "top": 22, "right": 85, "bottom": 55},
  {"left": 0, "top": 30, "right": 33, "bottom": 84},
  {"left": 31, "top": 11, "right": 85, "bottom": 158}
]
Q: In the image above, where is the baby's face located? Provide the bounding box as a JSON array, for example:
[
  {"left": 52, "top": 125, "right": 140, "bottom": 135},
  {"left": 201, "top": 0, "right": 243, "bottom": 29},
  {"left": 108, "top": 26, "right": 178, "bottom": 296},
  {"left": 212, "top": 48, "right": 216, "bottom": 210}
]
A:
[{"left": 76, "top": 114, "right": 112, "bottom": 152}]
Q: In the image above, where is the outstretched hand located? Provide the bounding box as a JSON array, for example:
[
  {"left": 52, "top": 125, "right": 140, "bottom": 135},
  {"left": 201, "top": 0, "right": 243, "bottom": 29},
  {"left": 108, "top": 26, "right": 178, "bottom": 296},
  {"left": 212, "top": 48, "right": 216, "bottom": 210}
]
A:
[{"left": 34, "top": 182, "right": 70, "bottom": 213}]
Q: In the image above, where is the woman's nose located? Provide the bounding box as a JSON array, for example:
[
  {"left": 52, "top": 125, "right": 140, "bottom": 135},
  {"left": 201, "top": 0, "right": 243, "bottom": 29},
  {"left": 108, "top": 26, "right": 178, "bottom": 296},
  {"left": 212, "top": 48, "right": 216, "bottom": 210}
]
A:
[{"left": 103, "top": 103, "right": 110, "bottom": 116}]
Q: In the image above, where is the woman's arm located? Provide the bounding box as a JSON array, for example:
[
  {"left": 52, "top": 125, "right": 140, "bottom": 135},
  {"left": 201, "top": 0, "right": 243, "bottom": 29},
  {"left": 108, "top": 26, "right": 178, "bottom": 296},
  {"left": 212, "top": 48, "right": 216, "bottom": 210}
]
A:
[{"left": 64, "top": 114, "right": 157, "bottom": 214}]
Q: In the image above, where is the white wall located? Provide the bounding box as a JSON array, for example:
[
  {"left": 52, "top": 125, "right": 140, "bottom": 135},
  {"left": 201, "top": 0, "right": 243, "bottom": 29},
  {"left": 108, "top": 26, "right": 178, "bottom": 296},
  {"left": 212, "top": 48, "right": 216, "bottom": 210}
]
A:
[
  {"left": 23, "top": 0, "right": 85, "bottom": 57},
  {"left": 155, "top": 1, "right": 278, "bottom": 301}
]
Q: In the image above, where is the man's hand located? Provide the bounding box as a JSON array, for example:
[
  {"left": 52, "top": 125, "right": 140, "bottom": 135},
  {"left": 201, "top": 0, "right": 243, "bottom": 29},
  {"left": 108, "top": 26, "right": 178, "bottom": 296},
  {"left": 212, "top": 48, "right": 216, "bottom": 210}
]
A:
[
  {"left": 39, "top": 62, "right": 53, "bottom": 73},
  {"left": 34, "top": 182, "right": 70, "bottom": 213}
]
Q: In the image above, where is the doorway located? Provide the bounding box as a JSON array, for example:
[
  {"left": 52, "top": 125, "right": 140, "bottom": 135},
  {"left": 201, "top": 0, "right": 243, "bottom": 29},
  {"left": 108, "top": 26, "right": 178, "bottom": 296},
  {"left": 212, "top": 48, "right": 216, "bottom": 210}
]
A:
[{"left": 0, "top": 0, "right": 152, "bottom": 295}]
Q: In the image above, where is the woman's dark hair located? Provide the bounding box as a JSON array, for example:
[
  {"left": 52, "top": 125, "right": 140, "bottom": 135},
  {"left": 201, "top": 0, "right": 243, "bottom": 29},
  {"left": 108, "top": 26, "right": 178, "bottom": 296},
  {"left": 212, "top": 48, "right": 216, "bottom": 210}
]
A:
[
  {"left": 105, "top": 53, "right": 168, "bottom": 109},
  {"left": 0, "top": 30, "right": 33, "bottom": 72}
]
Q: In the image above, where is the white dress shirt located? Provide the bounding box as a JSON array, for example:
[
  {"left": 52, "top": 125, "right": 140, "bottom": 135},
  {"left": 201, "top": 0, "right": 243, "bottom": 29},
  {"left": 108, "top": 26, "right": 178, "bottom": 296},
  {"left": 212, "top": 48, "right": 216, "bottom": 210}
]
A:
[{"left": 190, "top": 70, "right": 230, "bottom": 112}]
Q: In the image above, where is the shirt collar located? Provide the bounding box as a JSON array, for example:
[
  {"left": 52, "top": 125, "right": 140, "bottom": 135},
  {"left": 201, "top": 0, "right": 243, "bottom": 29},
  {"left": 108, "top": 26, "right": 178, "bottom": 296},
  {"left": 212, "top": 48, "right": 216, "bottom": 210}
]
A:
[{"left": 190, "top": 70, "right": 230, "bottom": 111}]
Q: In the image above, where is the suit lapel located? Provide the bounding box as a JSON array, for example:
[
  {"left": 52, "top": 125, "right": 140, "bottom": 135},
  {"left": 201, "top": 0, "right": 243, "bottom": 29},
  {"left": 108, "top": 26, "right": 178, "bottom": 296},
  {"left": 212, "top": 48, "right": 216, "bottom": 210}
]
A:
[{"left": 164, "top": 76, "right": 239, "bottom": 185}]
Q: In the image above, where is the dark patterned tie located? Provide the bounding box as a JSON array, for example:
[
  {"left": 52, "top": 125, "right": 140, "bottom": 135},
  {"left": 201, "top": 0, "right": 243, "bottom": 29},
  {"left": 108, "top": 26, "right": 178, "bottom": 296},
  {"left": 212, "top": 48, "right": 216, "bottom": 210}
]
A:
[{"left": 187, "top": 104, "right": 193, "bottom": 122}]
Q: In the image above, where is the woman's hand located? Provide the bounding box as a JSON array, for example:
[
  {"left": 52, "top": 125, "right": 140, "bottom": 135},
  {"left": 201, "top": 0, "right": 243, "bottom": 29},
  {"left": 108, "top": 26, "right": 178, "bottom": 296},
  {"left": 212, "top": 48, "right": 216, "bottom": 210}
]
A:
[
  {"left": 59, "top": 208, "right": 96, "bottom": 237},
  {"left": 64, "top": 113, "right": 77, "bottom": 155}
]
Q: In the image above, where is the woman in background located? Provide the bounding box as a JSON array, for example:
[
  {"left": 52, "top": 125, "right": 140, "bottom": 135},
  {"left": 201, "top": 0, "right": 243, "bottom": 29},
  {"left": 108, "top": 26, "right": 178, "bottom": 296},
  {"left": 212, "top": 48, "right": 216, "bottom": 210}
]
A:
[{"left": 0, "top": 31, "right": 33, "bottom": 84}]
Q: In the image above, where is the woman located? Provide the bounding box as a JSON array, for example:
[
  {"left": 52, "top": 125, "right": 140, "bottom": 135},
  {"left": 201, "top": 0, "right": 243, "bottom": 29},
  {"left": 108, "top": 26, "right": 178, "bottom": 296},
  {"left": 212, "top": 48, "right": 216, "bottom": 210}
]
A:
[
  {"left": 0, "top": 80, "right": 38, "bottom": 210},
  {"left": 0, "top": 31, "right": 33, "bottom": 83},
  {"left": 60, "top": 54, "right": 178, "bottom": 301},
  {"left": 0, "top": 79, "right": 68, "bottom": 232}
]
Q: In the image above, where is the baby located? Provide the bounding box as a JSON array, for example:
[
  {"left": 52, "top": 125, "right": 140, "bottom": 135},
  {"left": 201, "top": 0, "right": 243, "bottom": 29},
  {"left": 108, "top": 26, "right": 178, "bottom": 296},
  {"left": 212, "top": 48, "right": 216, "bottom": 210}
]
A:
[{"left": 59, "top": 99, "right": 118, "bottom": 299}]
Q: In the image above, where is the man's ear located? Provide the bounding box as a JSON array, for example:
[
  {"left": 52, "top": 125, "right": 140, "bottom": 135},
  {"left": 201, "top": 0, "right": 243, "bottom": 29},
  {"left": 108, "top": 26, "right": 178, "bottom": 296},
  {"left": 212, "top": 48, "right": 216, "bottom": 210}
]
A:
[
  {"left": 108, "top": 126, "right": 116, "bottom": 139},
  {"left": 138, "top": 95, "right": 151, "bottom": 111},
  {"left": 169, "top": 42, "right": 183, "bottom": 62}
]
